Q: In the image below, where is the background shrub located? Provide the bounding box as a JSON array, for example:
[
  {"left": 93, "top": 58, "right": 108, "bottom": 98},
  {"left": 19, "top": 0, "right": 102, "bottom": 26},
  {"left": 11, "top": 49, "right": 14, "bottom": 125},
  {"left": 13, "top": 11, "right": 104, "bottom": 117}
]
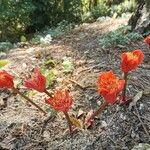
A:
[
  {"left": 99, "top": 25, "right": 143, "bottom": 48},
  {"left": 0, "top": 0, "right": 138, "bottom": 42}
]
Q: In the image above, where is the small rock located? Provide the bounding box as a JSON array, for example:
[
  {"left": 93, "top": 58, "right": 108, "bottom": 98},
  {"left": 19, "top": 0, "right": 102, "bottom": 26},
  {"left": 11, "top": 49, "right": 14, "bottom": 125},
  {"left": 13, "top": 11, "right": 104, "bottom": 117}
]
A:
[
  {"left": 0, "top": 52, "right": 7, "bottom": 59},
  {"left": 97, "top": 101, "right": 102, "bottom": 106},
  {"left": 139, "top": 103, "right": 144, "bottom": 110},
  {"left": 131, "top": 130, "right": 136, "bottom": 138},
  {"left": 0, "top": 98, "right": 5, "bottom": 109},
  {"left": 43, "top": 131, "right": 50, "bottom": 140},
  {"left": 26, "top": 47, "right": 35, "bottom": 53},
  {"left": 101, "top": 121, "right": 107, "bottom": 128},
  {"left": 120, "top": 113, "right": 126, "bottom": 120}
]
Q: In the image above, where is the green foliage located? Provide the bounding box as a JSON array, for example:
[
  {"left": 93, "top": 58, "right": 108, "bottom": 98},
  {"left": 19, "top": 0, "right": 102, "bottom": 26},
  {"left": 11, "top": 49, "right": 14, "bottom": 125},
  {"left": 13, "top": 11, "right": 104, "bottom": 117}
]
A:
[
  {"left": 0, "top": 0, "right": 34, "bottom": 42},
  {"left": 0, "top": 0, "right": 81, "bottom": 42},
  {"left": 99, "top": 26, "right": 143, "bottom": 48},
  {"left": 41, "top": 67, "right": 55, "bottom": 88},
  {"left": 26, "top": 90, "right": 37, "bottom": 98},
  {"left": 62, "top": 57, "right": 74, "bottom": 73},
  {"left": 0, "top": 0, "right": 137, "bottom": 42},
  {"left": 91, "top": 3, "right": 111, "bottom": 19},
  {"left": 0, "top": 42, "right": 13, "bottom": 51},
  {"left": 31, "top": 21, "right": 73, "bottom": 44},
  {"left": 111, "top": 0, "right": 137, "bottom": 16},
  {"left": 0, "top": 59, "right": 9, "bottom": 68},
  {"left": 41, "top": 21, "right": 74, "bottom": 38}
]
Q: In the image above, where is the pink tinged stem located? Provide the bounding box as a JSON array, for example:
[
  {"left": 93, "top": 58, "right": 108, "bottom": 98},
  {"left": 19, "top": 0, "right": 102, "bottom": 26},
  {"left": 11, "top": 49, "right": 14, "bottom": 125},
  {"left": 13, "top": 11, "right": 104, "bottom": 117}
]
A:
[
  {"left": 122, "top": 73, "right": 128, "bottom": 102},
  {"left": 89, "top": 101, "right": 108, "bottom": 120},
  {"left": 64, "top": 112, "right": 72, "bottom": 133},
  {"left": 12, "top": 87, "right": 47, "bottom": 115}
]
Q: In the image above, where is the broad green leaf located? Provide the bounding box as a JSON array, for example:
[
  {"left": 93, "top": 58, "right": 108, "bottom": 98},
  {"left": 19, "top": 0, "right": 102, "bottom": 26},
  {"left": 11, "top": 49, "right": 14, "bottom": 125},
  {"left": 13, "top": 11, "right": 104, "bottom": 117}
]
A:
[{"left": 0, "top": 59, "right": 9, "bottom": 68}]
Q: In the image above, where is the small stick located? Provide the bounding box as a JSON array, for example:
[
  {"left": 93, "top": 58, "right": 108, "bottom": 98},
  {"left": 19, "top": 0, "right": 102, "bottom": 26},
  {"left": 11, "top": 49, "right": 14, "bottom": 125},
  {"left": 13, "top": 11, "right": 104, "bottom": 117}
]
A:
[
  {"left": 69, "top": 79, "right": 85, "bottom": 89},
  {"left": 89, "top": 101, "right": 108, "bottom": 120},
  {"left": 64, "top": 112, "right": 72, "bottom": 133},
  {"left": 12, "top": 87, "right": 47, "bottom": 115},
  {"left": 134, "top": 106, "right": 149, "bottom": 136}
]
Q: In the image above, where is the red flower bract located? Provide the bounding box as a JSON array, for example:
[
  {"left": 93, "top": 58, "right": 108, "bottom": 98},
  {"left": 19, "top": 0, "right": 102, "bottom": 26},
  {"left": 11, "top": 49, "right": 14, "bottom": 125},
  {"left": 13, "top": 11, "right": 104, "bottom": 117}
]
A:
[
  {"left": 24, "top": 68, "right": 46, "bottom": 92},
  {"left": 97, "top": 71, "right": 125, "bottom": 104},
  {"left": 0, "top": 71, "right": 14, "bottom": 88},
  {"left": 45, "top": 90, "right": 73, "bottom": 113},
  {"left": 121, "top": 49, "right": 144, "bottom": 73},
  {"left": 144, "top": 35, "right": 150, "bottom": 46}
]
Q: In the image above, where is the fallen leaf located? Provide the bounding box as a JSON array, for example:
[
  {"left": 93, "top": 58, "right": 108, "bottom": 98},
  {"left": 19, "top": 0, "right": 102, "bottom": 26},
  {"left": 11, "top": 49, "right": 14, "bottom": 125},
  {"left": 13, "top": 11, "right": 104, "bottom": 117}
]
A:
[
  {"left": 129, "top": 91, "right": 143, "bottom": 111},
  {"left": 69, "top": 116, "right": 83, "bottom": 129},
  {"left": 84, "top": 110, "right": 94, "bottom": 128}
]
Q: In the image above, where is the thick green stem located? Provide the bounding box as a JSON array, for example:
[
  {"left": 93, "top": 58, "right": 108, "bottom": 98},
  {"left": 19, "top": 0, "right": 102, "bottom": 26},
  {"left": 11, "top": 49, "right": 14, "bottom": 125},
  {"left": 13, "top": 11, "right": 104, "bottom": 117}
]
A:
[
  {"left": 64, "top": 112, "right": 72, "bottom": 133},
  {"left": 89, "top": 101, "right": 108, "bottom": 120},
  {"left": 122, "top": 73, "right": 128, "bottom": 102},
  {"left": 44, "top": 89, "right": 52, "bottom": 97},
  {"left": 12, "top": 87, "right": 47, "bottom": 115}
]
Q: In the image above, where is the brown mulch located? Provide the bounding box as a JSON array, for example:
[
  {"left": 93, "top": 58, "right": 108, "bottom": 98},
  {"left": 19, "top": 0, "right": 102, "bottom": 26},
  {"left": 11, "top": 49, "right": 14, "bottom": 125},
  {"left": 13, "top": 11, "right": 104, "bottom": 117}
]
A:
[{"left": 0, "top": 18, "right": 150, "bottom": 150}]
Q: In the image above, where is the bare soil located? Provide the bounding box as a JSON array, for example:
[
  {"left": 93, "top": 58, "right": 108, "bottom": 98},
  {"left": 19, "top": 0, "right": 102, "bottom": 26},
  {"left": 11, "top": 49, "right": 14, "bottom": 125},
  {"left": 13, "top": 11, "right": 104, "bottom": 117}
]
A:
[{"left": 0, "top": 18, "right": 150, "bottom": 150}]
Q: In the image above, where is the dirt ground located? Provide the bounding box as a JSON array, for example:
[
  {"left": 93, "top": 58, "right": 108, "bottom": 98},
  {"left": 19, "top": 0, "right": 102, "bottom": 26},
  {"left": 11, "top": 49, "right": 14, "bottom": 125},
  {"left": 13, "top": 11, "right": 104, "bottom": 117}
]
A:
[{"left": 0, "top": 18, "right": 150, "bottom": 150}]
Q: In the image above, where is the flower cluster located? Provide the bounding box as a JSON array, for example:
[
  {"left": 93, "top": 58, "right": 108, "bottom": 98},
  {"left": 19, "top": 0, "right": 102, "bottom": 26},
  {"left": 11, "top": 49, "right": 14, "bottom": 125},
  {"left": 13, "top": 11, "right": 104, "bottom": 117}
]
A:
[
  {"left": 0, "top": 71, "right": 14, "bottom": 89},
  {"left": 0, "top": 35, "right": 147, "bottom": 132},
  {"left": 97, "top": 71, "right": 125, "bottom": 104}
]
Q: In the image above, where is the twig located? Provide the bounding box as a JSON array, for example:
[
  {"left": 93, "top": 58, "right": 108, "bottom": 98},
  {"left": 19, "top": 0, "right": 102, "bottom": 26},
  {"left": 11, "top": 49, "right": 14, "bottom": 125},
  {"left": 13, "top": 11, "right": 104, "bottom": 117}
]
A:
[
  {"left": 89, "top": 101, "right": 108, "bottom": 120},
  {"left": 133, "top": 112, "right": 150, "bottom": 122},
  {"left": 134, "top": 106, "right": 149, "bottom": 136},
  {"left": 69, "top": 79, "right": 96, "bottom": 90},
  {"left": 40, "top": 115, "right": 56, "bottom": 134},
  {"left": 69, "top": 79, "right": 85, "bottom": 89},
  {"left": 12, "top": 87, "right": 47, "bottom": 115}
]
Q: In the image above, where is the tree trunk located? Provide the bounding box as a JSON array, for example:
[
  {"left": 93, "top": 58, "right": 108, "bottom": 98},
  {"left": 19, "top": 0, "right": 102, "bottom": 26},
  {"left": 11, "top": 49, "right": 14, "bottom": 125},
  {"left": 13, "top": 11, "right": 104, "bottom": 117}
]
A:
[{"left": 128, "top": 0, "right": 150, "bottom": 34}]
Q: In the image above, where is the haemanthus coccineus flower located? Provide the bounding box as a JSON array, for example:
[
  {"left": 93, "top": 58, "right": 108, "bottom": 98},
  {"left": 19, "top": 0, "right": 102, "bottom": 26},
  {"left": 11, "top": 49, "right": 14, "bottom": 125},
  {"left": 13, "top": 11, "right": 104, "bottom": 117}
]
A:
[
  {"left": 121, "top": 49, "right": 144, "bottom": 73},
  {"left": 24, "top": 68, "right": 46, "bottom": 92},
  {"left": 45, "top": 90, "right": 73, "bottom": 113},
  {"left": 97, "top": 71, "right": 125, "bottom": 104},
  {"left": 144, "top": 35, "right": 150, "bottom": 46},
  {"left": 0, "top": 70, "right": 14, "bottom": 88}
]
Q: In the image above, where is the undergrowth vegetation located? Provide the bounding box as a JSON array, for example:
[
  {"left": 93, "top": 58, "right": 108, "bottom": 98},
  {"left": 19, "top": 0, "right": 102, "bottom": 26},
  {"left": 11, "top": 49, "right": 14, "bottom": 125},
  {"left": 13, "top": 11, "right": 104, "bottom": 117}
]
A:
[
  {"left": 0, "top": 0, "right": 138, "bottom": 43},
  {"left": 99, "top": 25, "right": 143, "bottom": 48}
]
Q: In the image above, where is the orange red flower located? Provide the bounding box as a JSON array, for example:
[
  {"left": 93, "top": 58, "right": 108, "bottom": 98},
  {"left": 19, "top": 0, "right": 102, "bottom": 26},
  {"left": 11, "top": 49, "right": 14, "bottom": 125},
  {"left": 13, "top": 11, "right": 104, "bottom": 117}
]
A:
[
  {"left": 97, "top": 71, "right": 125, "bottom": 104},
  {"left": 45, "top": 90, "right": 73, "bottom": 113},
  {"left": 24, "top": 68, "right": 46, "bottom": 92},
  {"left": 121, "top": 49, "right": 144, "bottom": 73},
  {"left": 144, "top": 35, "right": 150, "bottom": 46},
  {"left": 0, "top": 71, "right": 14, "bottom": 89}
]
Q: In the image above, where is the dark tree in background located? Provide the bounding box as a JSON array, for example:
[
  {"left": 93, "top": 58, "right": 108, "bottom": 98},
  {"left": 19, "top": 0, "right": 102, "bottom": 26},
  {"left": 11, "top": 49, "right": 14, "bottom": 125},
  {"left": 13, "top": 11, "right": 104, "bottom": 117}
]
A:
[{"left": 128, "top": 0, "right": 150, "bottom": 34}]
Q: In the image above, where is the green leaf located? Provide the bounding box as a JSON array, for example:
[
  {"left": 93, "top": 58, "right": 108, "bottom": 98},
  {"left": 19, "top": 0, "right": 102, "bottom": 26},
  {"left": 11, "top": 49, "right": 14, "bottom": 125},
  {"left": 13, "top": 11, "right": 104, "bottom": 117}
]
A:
[
  {"left": 0, "top": 59, "right": 9, "bottom": 68},
  {"left": 44, "top": 59, "right": 55, "bottom": 67},
  {"left": 26, "top": 90, "right": 37, "bottom": 97},
  {"left": 20, "top": 35, "right": 27, "bottom": 42},
  {"left": 62, "top": 57, "right": 74, "bottom": 73},
  {"left": 41, "top": 68, "right": 55, "bottom": 87}
]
